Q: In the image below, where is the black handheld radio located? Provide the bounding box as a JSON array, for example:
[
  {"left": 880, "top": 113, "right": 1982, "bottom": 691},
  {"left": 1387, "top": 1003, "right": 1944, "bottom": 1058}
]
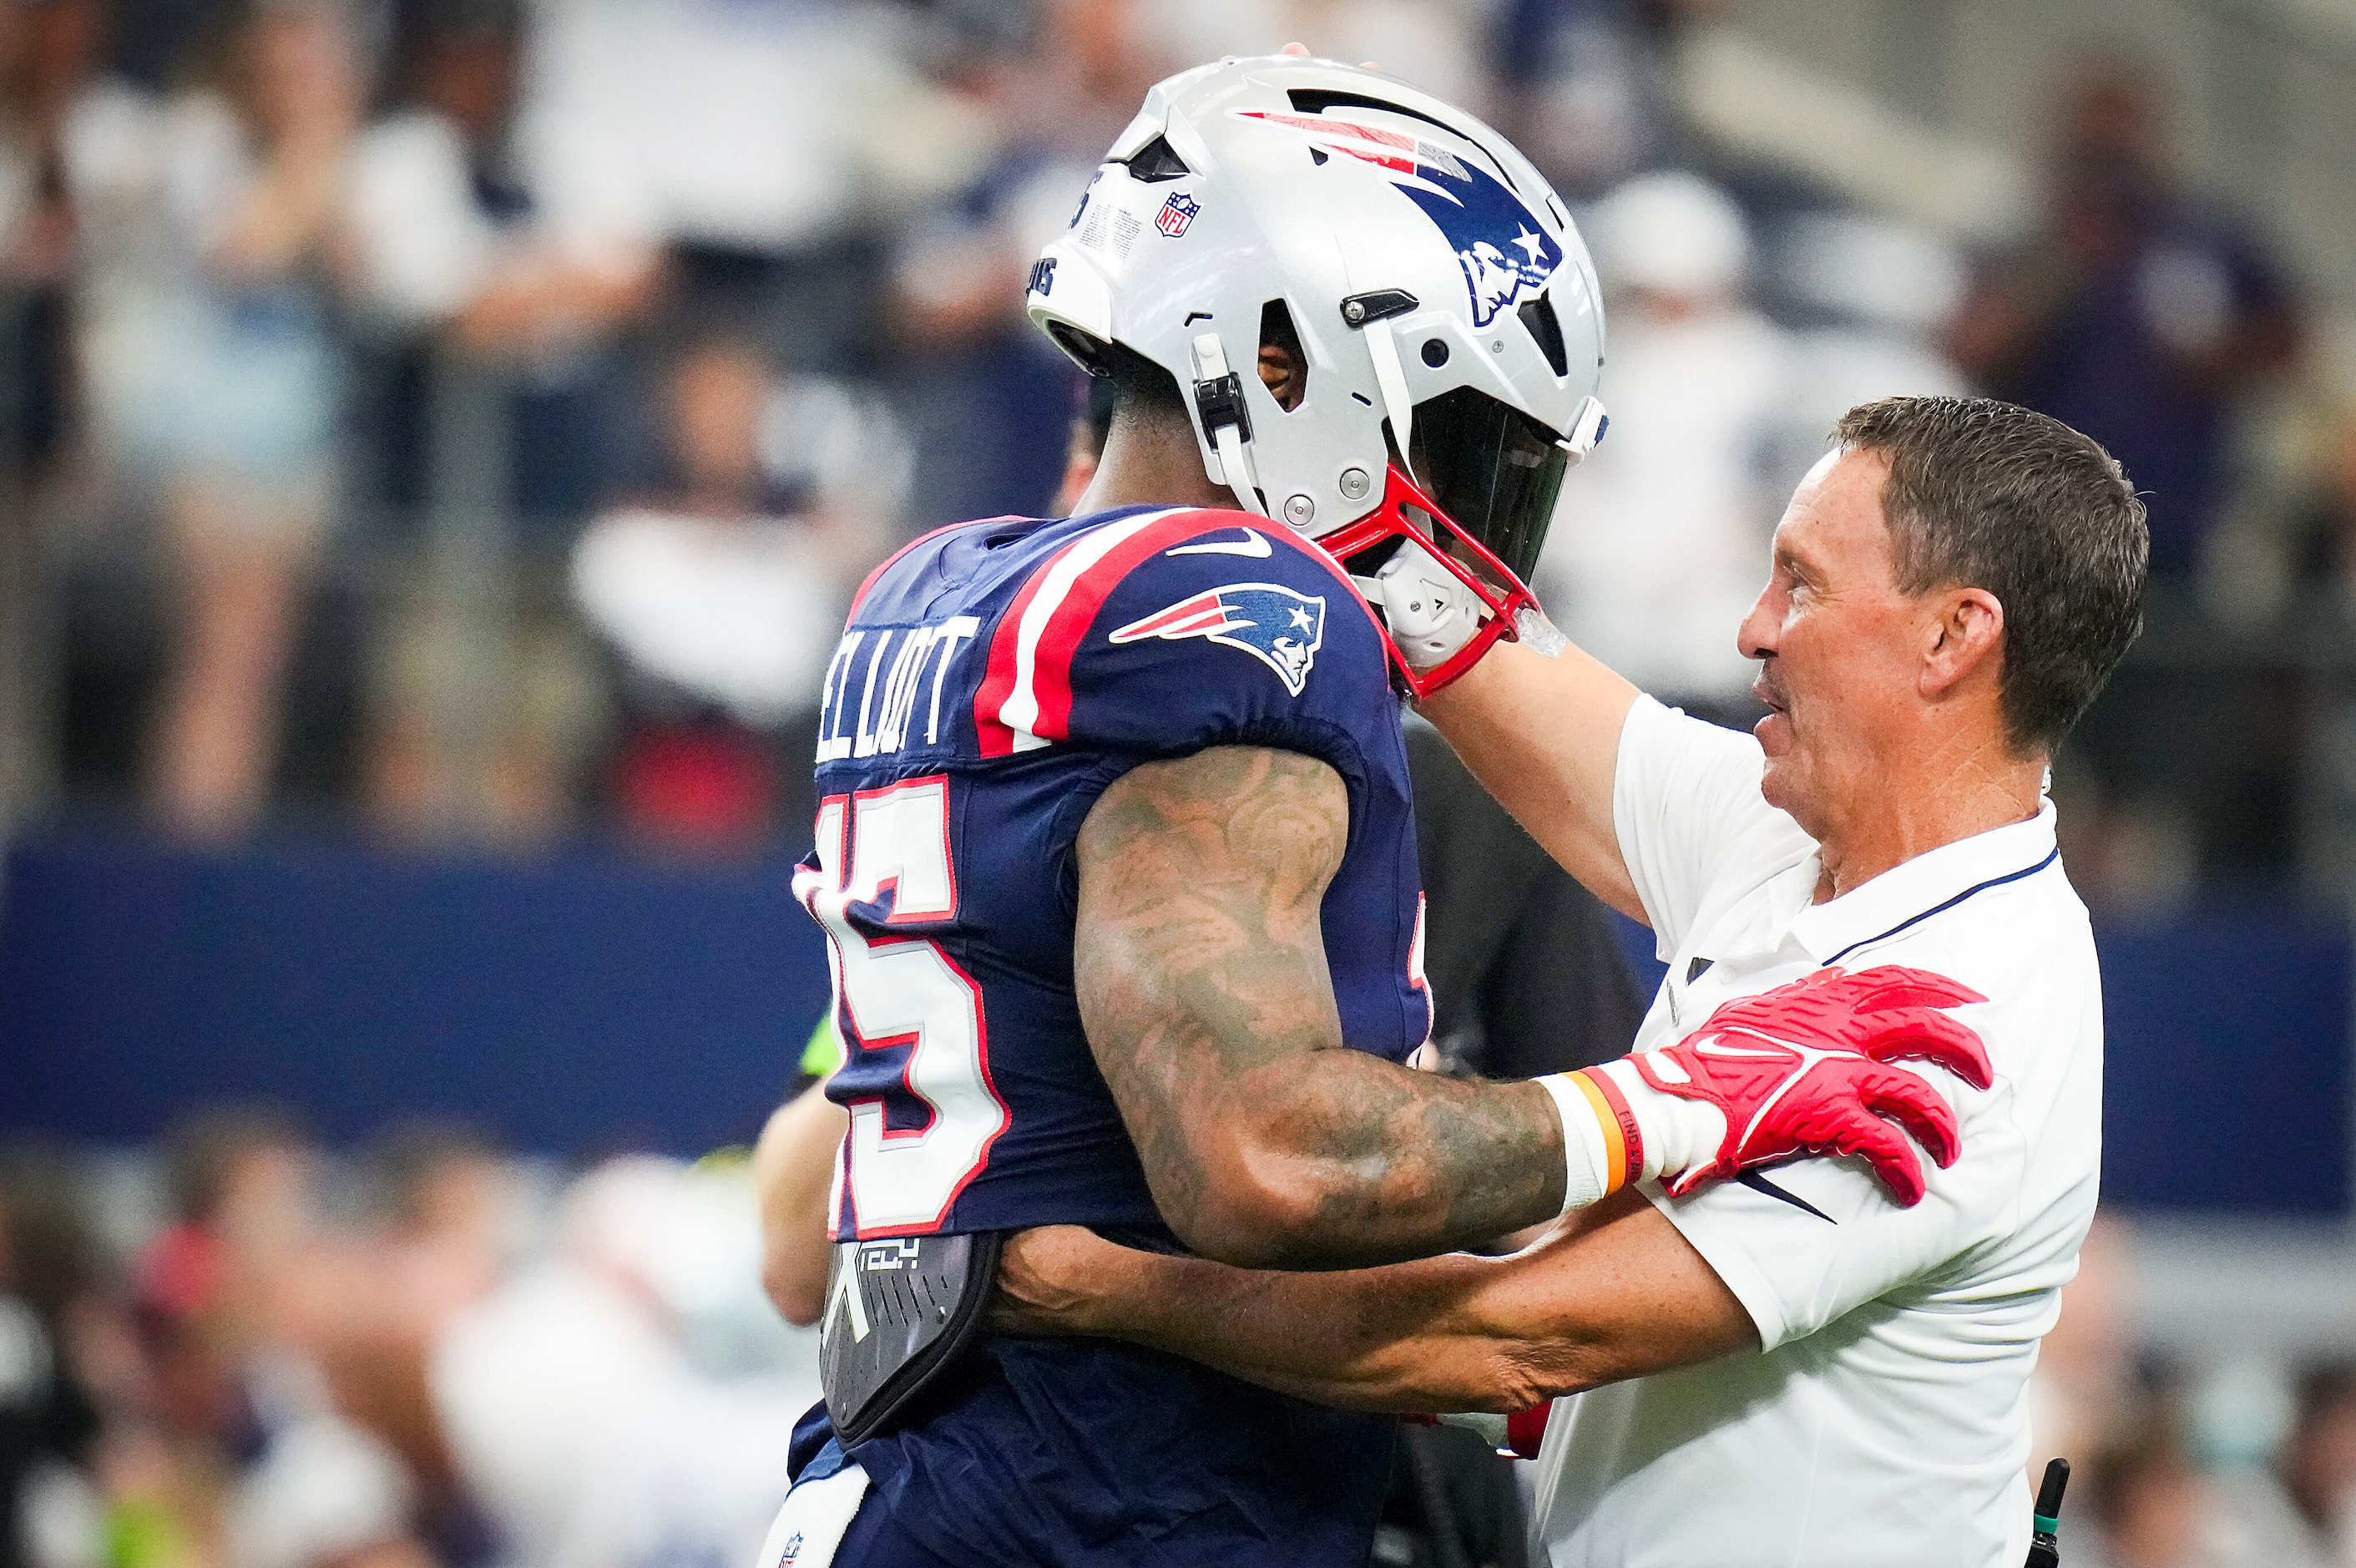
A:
[{"left": 2024, "top": 1458, "right": 2070, "bottom": 1568}]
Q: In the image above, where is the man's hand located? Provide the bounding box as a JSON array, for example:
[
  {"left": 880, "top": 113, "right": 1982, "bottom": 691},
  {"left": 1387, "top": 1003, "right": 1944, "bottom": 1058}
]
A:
[
  {"left": 1625, "top": 964, "right": 1992, "bottom": 1205},
  {"left": 992, "top": 1224, "right": 1130, "bottom": 1338}
]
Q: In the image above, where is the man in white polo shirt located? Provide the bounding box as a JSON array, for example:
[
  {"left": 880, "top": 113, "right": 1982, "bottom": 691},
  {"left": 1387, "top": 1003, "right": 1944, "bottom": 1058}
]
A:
[{"left": 991, "top": 395, "right": 2146, "bottom": 1566}]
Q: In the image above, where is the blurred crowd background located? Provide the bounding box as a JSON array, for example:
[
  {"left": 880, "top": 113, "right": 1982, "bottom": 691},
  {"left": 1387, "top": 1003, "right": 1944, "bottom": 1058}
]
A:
[{"left": 3, "top": 0, "right": 2356, "bottom": 1565}]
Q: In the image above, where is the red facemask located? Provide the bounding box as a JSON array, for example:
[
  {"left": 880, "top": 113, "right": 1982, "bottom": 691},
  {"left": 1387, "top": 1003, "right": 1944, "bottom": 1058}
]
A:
[{"left": 1312, "top": 463, "right": 1548, "bottom": 699}]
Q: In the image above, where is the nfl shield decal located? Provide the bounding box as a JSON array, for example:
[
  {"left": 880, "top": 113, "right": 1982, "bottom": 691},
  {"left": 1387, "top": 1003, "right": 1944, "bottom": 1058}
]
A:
[
  {"left": 1155, "top": 191, "right": 1201, "bottom": 237},
  {"left": 1110, "top": 584, "right": 1326, "bottom": 695},
  {"left": 1234, "top": 111, "right": 1563, "bottom": 327}
]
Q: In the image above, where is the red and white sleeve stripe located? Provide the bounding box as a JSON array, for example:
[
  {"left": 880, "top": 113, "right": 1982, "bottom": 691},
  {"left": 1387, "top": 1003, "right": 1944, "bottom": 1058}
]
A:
[{"left": 973, "top": 508, "right": 1196, "bottom": 756}]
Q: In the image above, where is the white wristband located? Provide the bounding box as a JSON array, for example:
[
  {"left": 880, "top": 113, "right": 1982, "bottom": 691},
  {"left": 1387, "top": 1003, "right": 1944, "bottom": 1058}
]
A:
[
  {"left": 1533, "top": 1073, "right": 1613, "bottom": 1216},
  {"left": 1596, "top": 1056, "right": 1727, "bottom": 1186}
]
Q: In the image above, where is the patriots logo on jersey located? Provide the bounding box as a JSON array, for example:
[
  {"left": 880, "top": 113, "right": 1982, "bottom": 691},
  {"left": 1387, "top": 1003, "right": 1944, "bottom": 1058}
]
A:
[
  {"left": 1109, "top": 583, "right": 1326, "bottom": 695},
  {"left": 1236, "top": 111, "right": 1563, "bottom": 327}
]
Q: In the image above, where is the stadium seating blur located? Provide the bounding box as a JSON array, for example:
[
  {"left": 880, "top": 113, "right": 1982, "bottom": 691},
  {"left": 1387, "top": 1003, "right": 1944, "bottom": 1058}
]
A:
[{"left": 3, "top": 1, "right": 2356, "bottom": 1565}]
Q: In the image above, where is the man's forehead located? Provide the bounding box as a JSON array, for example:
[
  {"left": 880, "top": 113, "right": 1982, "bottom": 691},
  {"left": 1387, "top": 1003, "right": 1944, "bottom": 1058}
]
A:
[{"left": 1776, "top": 448, "right": 1893, "bottom": 569}]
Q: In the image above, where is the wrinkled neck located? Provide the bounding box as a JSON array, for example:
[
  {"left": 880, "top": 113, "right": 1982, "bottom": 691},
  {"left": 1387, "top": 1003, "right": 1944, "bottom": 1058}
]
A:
[{"left": 1810, "top": 736, "right": 2045, "bottom": 902}]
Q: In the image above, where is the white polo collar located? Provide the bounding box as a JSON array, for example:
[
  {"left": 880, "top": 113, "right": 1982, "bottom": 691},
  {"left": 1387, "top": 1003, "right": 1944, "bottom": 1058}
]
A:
[{"left": 1786, "top": 799, "right": 2060, "bottom": 968}]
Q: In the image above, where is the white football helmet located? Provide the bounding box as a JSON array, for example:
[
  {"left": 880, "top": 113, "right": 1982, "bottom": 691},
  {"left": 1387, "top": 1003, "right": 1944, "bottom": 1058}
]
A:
[{"left": 1026, "top": 53, "right": 1608, "bottom": 694}]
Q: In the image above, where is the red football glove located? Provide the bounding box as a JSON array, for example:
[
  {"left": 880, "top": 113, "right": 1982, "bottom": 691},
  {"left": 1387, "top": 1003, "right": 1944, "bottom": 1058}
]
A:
[
  {"left": 1415, "top": 1403, "right": 1553, "bottom": 1459},
  {"left": 1630, "top": 964, "right": 1993, "bottom": 1206},
  {"left": 1504, "top": 1403, "right": 1550, "bottom": 1459}
]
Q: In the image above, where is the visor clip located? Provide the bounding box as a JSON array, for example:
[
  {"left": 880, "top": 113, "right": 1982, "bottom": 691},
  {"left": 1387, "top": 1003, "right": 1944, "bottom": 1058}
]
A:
[
  {"left": 1340, "top": 289, "right": 1418, "bottom": 329},
  {"left": 1563, "top": 396, "right": 1610, "bottom": 465}
]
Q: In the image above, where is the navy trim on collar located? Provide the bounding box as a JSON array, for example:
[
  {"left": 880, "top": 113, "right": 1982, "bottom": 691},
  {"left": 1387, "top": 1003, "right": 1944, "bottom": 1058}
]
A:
[{"left": 1821, "top": 846, "right": 2061, "bottom": 968}]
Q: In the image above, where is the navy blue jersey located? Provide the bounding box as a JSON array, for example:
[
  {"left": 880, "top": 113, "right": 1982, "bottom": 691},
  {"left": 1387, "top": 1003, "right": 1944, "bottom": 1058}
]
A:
[
  {"left": 797, "top": 503, "right": 1430, "bottom": 1242},
  {"left": 792, "top": 504, "right": 1429, "bottom": 1566}
]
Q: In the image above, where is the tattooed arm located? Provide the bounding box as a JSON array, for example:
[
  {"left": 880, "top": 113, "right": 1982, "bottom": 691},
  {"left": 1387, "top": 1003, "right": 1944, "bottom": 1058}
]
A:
[{"left": 1074, "top": 745, "right": 1567, "bottom": 1269}]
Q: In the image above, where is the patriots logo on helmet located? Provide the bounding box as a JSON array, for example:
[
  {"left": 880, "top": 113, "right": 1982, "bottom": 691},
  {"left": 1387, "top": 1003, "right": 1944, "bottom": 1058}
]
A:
[
  {"left": 1155, "top": 191, "right": 1201, "bottom": 237},
  {"left": 1236, "top": 111, "right": 1564, "bottom": 328},
  {"left": 1109, "top": 583, "right": 1326, "bottom": 695}
]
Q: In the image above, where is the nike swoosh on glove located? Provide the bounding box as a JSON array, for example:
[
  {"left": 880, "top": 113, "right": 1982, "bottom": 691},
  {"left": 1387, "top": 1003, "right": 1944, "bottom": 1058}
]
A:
[{"left": 1631, "top": 964, "right": 1994, "bottom": 1206}]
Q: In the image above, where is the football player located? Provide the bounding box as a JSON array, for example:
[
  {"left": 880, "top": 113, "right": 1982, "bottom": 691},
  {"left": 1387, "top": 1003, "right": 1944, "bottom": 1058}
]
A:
[{"left": 761, "top": 54, "right": 1989, "bottom": 1568}]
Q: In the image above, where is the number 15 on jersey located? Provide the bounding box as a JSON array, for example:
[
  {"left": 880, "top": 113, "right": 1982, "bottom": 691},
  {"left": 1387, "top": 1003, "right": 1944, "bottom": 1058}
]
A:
[{"left": 794, "top": 776, "right": 1011, "bottom": 1236}]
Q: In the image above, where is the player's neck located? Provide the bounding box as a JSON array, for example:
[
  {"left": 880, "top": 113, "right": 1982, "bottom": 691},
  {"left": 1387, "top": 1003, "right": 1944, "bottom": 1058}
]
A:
[{"left": 1073, "top": 407, "right": 1237, "bottom": 517}]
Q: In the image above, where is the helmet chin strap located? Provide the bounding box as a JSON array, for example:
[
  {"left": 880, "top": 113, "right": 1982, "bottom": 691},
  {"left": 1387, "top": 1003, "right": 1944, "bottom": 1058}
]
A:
[
  {"left": 1189, "top": 333, "right": 1272, "bottom": 518},
  {"left": 1360, "top": 319, "right": 1418, "bottom": 485}
]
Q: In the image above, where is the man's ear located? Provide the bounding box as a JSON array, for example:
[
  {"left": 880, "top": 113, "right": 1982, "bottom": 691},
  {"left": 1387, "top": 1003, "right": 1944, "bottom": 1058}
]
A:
[
  {"left": 1258, "top": 300, "right": 1307, "bottom": 411},
  {"left": 1256, "top": 345, "right": 1304, "bottom": 410},
  {"left": 1920, "top": 587, "right": 2005, "bottom": 701}
]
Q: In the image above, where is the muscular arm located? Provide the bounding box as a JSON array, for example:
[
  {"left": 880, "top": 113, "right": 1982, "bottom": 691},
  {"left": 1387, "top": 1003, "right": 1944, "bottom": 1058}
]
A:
[
  {"left": 1075, "top": 746, "right": 1566, "bottom": 1269},
  {"left": 1417, "top": 638, "right": 1646, "bottom": 921},
  {"left": 996, "top": 1189, "right": 1755, "bottom": 1412}
]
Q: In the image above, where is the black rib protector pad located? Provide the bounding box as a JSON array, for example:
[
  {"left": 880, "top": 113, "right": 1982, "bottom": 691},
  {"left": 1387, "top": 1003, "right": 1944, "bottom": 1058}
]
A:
[{"left": 818, "top": 1231, "right": 1003, "bottom": 1445}]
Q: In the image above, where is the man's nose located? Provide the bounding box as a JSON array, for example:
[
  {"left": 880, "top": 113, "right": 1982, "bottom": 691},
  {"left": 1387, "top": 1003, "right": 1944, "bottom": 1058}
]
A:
[{"left": 1737, "top": 589, "right": 1777, "bottom": 661}]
